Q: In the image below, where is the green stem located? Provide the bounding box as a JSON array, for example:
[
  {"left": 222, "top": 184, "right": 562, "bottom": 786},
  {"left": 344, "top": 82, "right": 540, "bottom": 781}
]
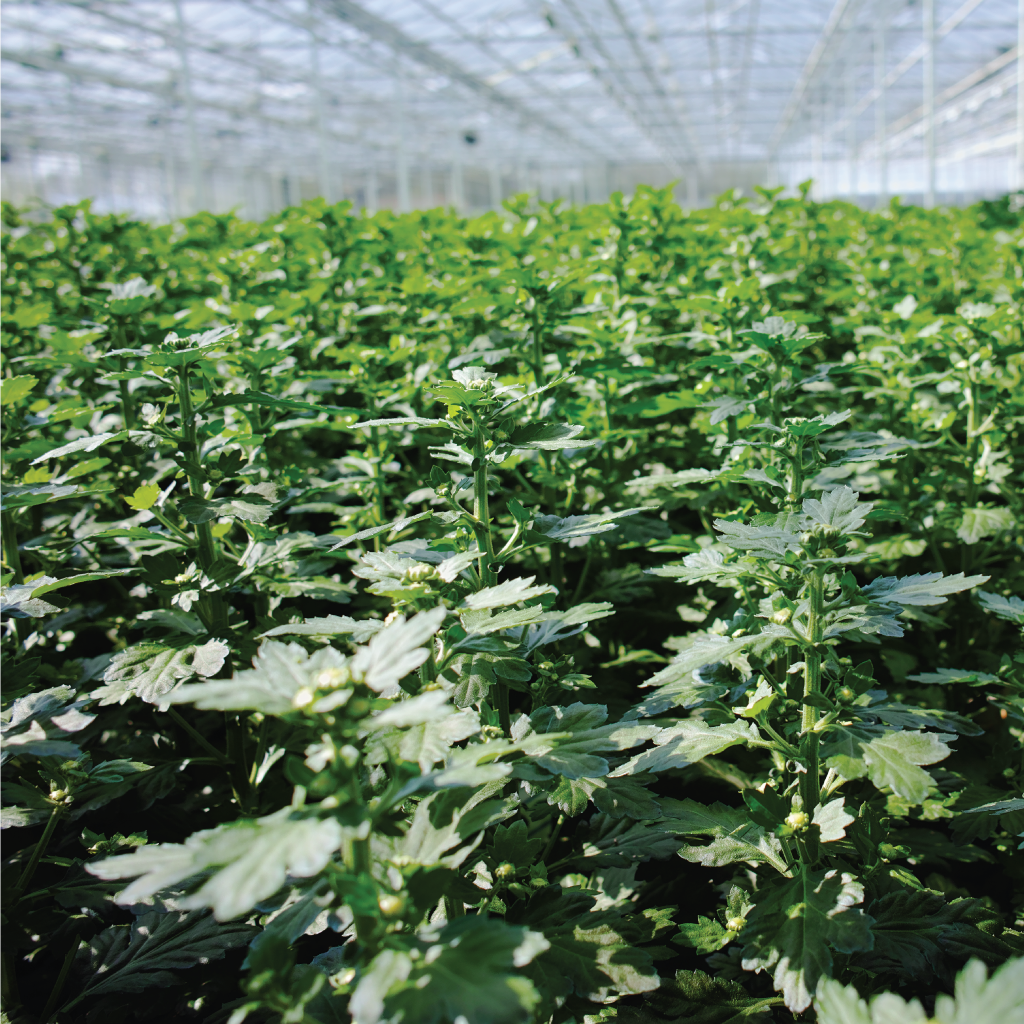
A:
[
  {"left": 2, "top": 510, "right": 25, "bottom": 583},
  {"left": 41, "top": 937, "right": 80, "bottom": 1022},
  {"left": 148, "top": 507, "right": 194, "bottom": 546},
  {"left": 225, "top": 713, "right": 254, "bottom": 811},
  {"left": 177, "top": 364, "right": 226, "bottom": 630},
  {"left": 13, "top": 805, "right": 63, "bottom": 902},
  {"left": 531, "top": 304, "right": 545, "bottom": 390},
  {"left": 167, "top": 707, "right": 229, "bottom": 763},
  {"left": 801, "top": 569, "right": 825, "bottom": 813}
]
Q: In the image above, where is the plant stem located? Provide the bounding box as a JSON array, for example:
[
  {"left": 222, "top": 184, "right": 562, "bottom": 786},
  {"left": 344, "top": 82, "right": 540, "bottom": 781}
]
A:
[
  {"left": 41, "top": 938, "right": 80, "bottom": 1022},
  {"left": 225, "top": 713, "right": 254, "bottom": 811},
  {"left": 801, "top": 568, "right": 825, "bottom": 813},
  {"left": 177, "top": 364, "right": 227, "bottom": 631},
  {"left": 13, "top": 805, "right": 63, "bottom": 902},
  {"left": 531, "top": 304, "right": 545, "bottom": 390},
  {"left": 167, "top": 707, "right": 228, "bottom": 763},
  {"left": 2, "top": 510, "right": 25, "bottom": 584}
]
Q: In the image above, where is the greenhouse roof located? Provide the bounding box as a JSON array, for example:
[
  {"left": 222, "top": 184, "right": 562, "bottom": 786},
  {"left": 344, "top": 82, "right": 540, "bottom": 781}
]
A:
[{"left": 1, "top": 0, "right": 1021, "bottom": 212}]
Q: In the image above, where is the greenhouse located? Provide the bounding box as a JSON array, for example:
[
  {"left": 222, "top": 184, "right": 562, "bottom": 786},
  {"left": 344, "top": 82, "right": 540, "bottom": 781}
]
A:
[
  {"left": 2, "top": 3, "right": 1024, "bottom": 1024},
  {"left": 2, "top": 0, "right": 1022, "bottom": 215}
]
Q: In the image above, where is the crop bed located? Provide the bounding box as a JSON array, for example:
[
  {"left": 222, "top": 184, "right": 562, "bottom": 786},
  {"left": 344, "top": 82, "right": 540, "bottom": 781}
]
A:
[{"left": 1, "top": 187, "right": 1023, "bottom": 1023}]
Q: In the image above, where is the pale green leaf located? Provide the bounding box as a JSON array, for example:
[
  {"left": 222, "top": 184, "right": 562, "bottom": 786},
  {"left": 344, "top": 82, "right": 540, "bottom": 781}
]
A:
[
  {"left": 88, "top": 807, "right": 345, "bottom": 920},
  {"left": 609, "top": 719, "right": 756, "bottom": 776},
  {"left": 956, "top": 507, "right": 1015, "bottom": 545},
  {"left": 861, "top": 572, "right": 990, "bottom": 607}
]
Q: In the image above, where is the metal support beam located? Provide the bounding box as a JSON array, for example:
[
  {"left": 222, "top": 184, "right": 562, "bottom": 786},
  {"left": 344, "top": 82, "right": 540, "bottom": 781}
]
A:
[
  {"left": 1018, "top": 0, "right": 1024, "bottom": 188},
  {"left": 875, "top": 9, "right": 888, "bottom": 205},
  {"left": 309, "top": 4, "right": 333, "bottom": 202},
  {"left": 172, "top": 0, "right": 203, "bottom": 210},
  {"left": 923, "top": 0, "right": 936, "bottom": 207},
  {"left": 769, "top": 0, "right": 855, "bottom": 155},
  {"left": 318, "top": 0, "right": 600, "bottom": 158},
  {"left": 394, "top": 67, "right": 410, "bottom": 213}
]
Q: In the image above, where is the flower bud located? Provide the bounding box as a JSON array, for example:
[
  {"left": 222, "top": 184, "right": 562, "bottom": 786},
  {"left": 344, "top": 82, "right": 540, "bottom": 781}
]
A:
[
  {"left": 785, "top": 810, "right": 809, "bottom": 831},
  {"left": 494, "top": 862, "right": 516, "bottom": 880},
  {"left": 378, "top": 894, "right": 405, "bottom": 917}
]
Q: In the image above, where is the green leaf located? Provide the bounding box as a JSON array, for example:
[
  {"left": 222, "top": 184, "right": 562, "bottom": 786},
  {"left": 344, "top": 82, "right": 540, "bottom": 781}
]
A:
[
  {"left": 30, "top": 569, "right": 138, "bottom": 597},
  {"left": 30, "top": 431, "right": 128, "bottom": 464},
  {"left": 490, "top": 820, "right": 543, "bottom": 868},
  {"left": 977, "top": 590, "right": 1024, "bottom": 624},
  {"left": 815, "top": 957, "right": 1024, "bottom": 1024},
  {"left": 812, "top": 798, "right": 855, "bottom": 842},
  {"left": 350, "top": 917, "right": 546, "bottom": 1024},
  {"left": 124, "top": 483, "right": 161, "bottom": 511},
  {"left": 649, "top": 969, "right": 783, "bottom": 1023},
  {"left": 91, "top": 643, "right": 197, "bottom": 707},
  {"left": 610, "top": 719, "right": 756, "bottom": 776},
  {"left": 861, "top": 730, "right": 954, "bottom": 804},
  {"left": 504, "top": 886, "right": 659, "bottom": 1004},
  {"left": 461, "top": 605, "right": 547, "bottom": 635},
  {"left": 178, "top": 494, "right": 274, "bottom": 524},
  {"left": 71, "top": 911, "right": 255, "bottom": 1003},
  {"left": 0, "top": 375, "right": 39, "bottom": 406},
  {"left": 803, "top": 486, "right": 872, "bottom": 535},
  {"left": 713, "top": 518, "right": 802, "bottom": 558},
  {"left": 508, "top": 422, "right": 596, "bottom": 449},
  {"left": 517, "top": 703, "right": 661, "bottom": 780},
  {"left": 532, "top": 507, "right": 648, "bottom": 542},
  {"left": 328, "top": 511, "right": 433, "bottom": 548},
  {"left": 462, "top": 576, "right": 556, "bottom": 611},
  {"left": 957, "top": 506, "right": 1015, "bottom": 544},
  {"left": 860, "top": 571, "right": 990, "bottom": 607},
  {"left": 259, "top": 615, "right": 384, "bottom": 643},
  {"left": 740, "top": 867, "right": 874, "bottom": 1012},
  {"left": 662, "top": 798, "right": 788, "bottom": 874},
  {"left": 675, "top": 917, "right": 731, "bottom": 954},
  {"left": 88, "top": 807, "right": 345, "bottom": 920}
]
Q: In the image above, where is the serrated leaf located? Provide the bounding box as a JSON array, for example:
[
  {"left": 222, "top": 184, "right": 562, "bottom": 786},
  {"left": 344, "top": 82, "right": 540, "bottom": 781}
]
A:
[
  {"left": 714, "top": 518, "right": 802, "bottom": 558},
  {"left": 328, "top": 511, "right": 434, "bottom": 549},
  {"left": 30, "top": 431, "right": 127, "bottom": 464},
  {"left": 91, "top": 643, "right": 196, "bottom": 707},
  {"left": 259, "top": 614, "right": 384, "bottom": 643},
  {"left": 504, "top": 886, "right": 658, "bottom": 1004},
  {"left": 957, "top": 507, "right": 1015, "bottom": 545},
  {"left": 351, "top": 917, "right": 545, "bottom": 1024},
  {"left": 169, "top": 641, "right": 349, "bottom": 714},
  {"left": 610, "top": 719, "right": 756, "bottom": 776},
  {"left": 650, "top": 969, "right": 783, "bottom": 1023},
  {"left": 532, "top": 507, "right": 647, "bottom": 541},
  {"left": 977, "top": 590, "right": 1024, "bottom": 624},
  {"left": 860, "top": 731, "right": 953, "bottom": 804},
  {"left": 740, "top": 868, "right": 874, "bottom": 1012},
  {"left": 508, "top": 422, "right": 596, "bottom": 449},
  {"left": 461, "top": 605, "right": 547, "bottom": 635},
  {"left": 0, "top": 375, "right": 39, "bottom": 406},
  {"left": 462, "top": 576, "right": 555, "bottom": 611},
  {"left": 72, "top": 911, "right": 255, "bottom": 1002},
  {"left": 350, "top": 606, "right": 447, "bottom": 696},
  {"left": 675, "top": 917, "right": 731, "bottom": 954},
  {"left": 30, "top": 569, "right": 138, "bottom": 597},
  {"left": 88, "top": 807, "right": 345, "bottom": 920},
  {"left": 860, "top": 572, "right": 990, "bottom": 608},
  {"left": 802, "top": 486, "right": 872, "bottom": 535},
  {"left": 662, "top": 799, "right": 789, "bottom": 874},
  {"left": 178, "top": 495, "right": 274, "bottom": 525},
  {"left": 812, "top": 798, "right": 854, "bottom": 842}
]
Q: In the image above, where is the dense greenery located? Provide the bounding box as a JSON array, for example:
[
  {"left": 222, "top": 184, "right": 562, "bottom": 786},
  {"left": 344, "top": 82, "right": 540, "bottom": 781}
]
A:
[{"left": 1, "top": 185, "right": 1022, "bottom": 1024}]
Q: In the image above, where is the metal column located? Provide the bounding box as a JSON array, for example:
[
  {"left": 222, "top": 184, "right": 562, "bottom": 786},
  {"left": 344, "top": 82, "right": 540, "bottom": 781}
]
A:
[
  {"left": 1018, "top": 0, "right": 1024, "bottom": 190},
  {"left": 394, "top": 66, "right": 410, "bottom": 213},
  {"left": 173, "top": 0, "right": 203, "bottom": 212},
  {"left": 923, "top": 0, "right": 936, "bottom": 207},
  {"left": 308, "top": 8, "right": 332, "bottom": 202},
  {"left": 846, "top": 66, "right": 857, "bottom": 200},
  {"left": 875, "top": 12, "right": 888, "bottom": 206}
]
